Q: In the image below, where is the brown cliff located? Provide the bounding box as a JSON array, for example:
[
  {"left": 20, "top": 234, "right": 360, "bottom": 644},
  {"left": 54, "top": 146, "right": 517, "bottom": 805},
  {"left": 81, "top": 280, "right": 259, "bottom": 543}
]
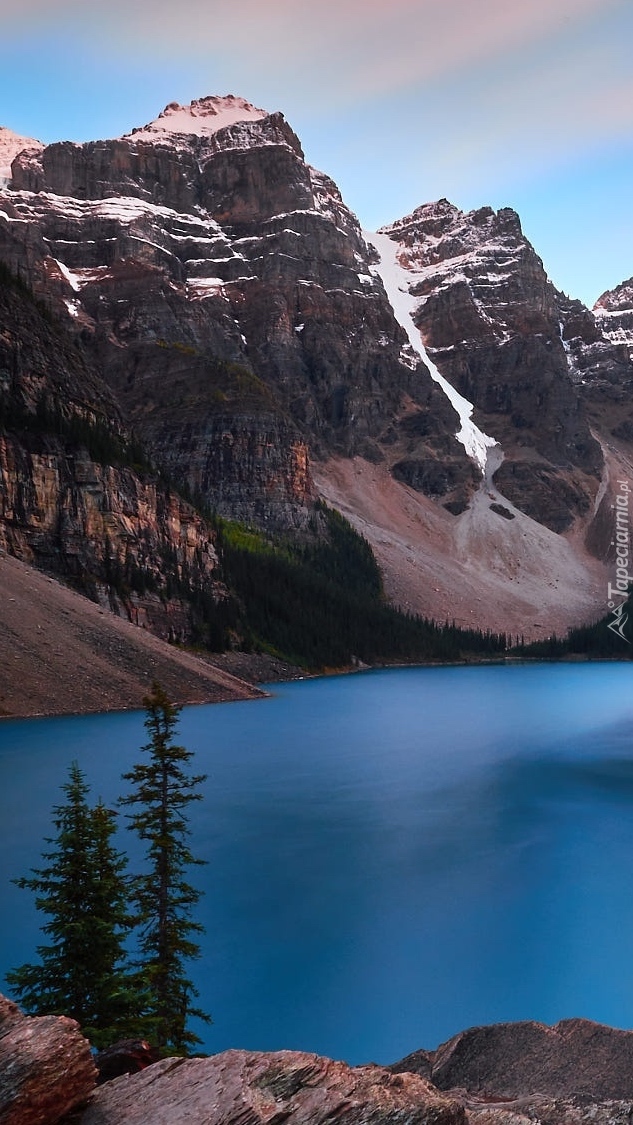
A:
[{"left": 0, "top": 266, "right": 231, "bottom": 644}]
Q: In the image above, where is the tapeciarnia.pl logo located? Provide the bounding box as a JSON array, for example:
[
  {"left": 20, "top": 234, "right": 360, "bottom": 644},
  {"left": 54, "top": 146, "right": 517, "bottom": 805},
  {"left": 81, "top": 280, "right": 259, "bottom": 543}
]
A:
[{"left": 607, "top": 479, "right": 631, "bottom": 643}]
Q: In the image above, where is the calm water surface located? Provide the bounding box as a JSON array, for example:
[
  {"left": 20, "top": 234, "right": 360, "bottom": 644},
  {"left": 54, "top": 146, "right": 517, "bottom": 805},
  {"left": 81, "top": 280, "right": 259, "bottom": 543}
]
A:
[{"left": 1, "top": 663, "right": 633, "bottom": 1063}]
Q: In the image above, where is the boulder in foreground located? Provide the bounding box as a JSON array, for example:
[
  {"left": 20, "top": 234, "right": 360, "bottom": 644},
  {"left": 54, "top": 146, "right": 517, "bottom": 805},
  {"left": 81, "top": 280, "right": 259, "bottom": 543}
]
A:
[
  {"left": 81, "top": 1048, "right": 466, "bottom": 1125},
  {"left": 0, "top": 994, "right": 96, "bottom": 1125}
]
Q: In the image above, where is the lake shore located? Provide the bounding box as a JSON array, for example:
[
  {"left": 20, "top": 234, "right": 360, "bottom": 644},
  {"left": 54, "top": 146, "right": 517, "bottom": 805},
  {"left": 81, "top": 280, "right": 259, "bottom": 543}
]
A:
[
  {"left": 2, "top": 551, "right": 625, "bottom": 721},
  {"left": 0, "top": 552, "right": 268, "bottom": 720}
]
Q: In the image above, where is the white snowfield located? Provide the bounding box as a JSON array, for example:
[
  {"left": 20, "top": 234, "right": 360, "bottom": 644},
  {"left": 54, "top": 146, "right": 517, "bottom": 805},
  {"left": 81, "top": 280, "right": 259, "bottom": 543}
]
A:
[
  {"left": 123, "top": 95, "right": 268, "bottom": 141},
  {"left": 364, "top": 230, "right": 498, "bottom": 473}
]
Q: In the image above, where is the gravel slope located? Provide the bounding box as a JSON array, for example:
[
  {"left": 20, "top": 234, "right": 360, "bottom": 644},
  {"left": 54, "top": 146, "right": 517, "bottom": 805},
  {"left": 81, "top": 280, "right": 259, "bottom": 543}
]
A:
[
  {"left": 0, "top": 552, "right": 264, "bottom": 718},
  {"left": 314, "top": 456, "right": 607, "bottom": 640}
]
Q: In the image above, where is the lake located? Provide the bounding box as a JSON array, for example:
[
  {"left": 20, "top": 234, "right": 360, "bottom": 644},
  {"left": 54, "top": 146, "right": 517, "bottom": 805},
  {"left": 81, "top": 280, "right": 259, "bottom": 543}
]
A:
[{"left": 1, "top": 662, "right": 633, "bottom": 1064}]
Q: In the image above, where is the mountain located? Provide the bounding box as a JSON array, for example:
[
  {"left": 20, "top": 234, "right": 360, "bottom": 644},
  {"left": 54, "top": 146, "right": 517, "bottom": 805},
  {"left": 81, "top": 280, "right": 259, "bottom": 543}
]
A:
[
  {"left": 594, "top": 278, "right": 633, "bottom": 351},
  {"left": 0, "top": 259, "right": 233, "bottom": 648},
  {"left": 3, "top": 96, "right": 467, "bottom": 531},
  {"left": 375, "top": 201, "right": 603, "bottom": 532},
  {"left": 1, "top": 96, "right": 631, "bottom": 649}
]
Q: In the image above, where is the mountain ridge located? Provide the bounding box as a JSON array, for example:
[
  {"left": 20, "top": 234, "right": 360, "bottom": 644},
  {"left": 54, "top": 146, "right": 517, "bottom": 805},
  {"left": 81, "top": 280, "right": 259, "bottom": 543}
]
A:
[{"left": 1, "top": 95, "right": 631, "bottom": 650}]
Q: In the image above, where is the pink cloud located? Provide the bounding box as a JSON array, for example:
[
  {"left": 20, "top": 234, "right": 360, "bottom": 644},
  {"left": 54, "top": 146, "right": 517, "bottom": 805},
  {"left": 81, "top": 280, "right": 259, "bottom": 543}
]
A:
[{"left": 2, "top": 0, "right": 617, "bottom": 107}]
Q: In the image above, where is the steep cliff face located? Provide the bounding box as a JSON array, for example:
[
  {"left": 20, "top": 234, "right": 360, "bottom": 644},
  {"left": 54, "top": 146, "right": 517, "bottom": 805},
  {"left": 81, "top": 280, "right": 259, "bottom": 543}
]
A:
[
  {"left": 3, "top": 96, "right": 471, "bottom": 529},
  {"left": 0, "top": 269, "right": 223, "bottom": 642},
  {"left": 561, "top": 279, "right": 633, "bottom": 446},
  {"left": 378, "top": 201, "right": 603, "bottom": 532}
]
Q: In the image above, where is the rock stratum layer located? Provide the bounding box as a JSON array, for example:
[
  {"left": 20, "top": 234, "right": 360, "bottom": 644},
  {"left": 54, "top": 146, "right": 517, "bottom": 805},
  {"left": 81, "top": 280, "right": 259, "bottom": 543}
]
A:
[{"left": 82, "top": 1049, "right": 465, "bottom": 1125}]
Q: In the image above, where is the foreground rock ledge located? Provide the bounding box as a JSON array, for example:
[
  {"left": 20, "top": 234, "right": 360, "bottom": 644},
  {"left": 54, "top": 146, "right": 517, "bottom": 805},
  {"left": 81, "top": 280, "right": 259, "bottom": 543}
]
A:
[
  {"left": 6, "top": 999, "right": 633, "bottom": 1125},
  {"left": 80, "top": 1049, "right": 466, "bottom": 1125},
  {"left": 0, "top": 995, "right": 97, "bottom": 1125}
]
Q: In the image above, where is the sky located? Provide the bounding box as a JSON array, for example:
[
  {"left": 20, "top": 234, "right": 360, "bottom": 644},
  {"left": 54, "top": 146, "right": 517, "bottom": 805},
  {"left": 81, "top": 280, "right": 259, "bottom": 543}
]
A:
[{"left": 0, "top": 0, "right": 631, "bottom": 307}]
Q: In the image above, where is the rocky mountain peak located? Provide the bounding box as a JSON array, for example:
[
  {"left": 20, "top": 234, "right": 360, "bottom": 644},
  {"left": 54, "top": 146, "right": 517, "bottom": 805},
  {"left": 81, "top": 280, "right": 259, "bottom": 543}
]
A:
[
  {"left": 0, "top": 125, "right": 42, "bottom": 182},
  {"left": 382, "top": 200, "right": 525, "bottom": 271},
  {"left": 124, "top": 94, "right": 269, "bottom": 141},
  {"left": 0, "top": 95, "right": 627, "bottom": 639},
  {"left": 593, "top": 277, "right": 633, "bottom": 352},
  {"left": 594, "top": 277, "right": 633, "bottom": 312},
  {"left": 378, "top": 197, "right": 604, "bottom": 531}
]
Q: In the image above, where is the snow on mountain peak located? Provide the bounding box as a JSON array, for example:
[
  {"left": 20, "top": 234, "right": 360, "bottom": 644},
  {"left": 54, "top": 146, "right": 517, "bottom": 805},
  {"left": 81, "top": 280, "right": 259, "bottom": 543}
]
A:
[
  {"left": 0, "top": 126, "right": 42, "bottom": 182},
  {"left": 365, "top": 228, "right": 498, "bottom": 473},
  {"left": 125, "top": 95, "right": 269, "bottom": 141}
]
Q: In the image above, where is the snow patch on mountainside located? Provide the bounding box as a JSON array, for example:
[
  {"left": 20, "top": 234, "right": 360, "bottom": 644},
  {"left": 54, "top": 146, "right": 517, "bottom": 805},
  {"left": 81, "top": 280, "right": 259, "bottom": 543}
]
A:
[
  {"left": 365, "top": 230, "right": 498, "bottom": 473},
  {"left": 593, "top": 282, "right": 633, "bottom": 353},
  {"left": 125, "top": 96, "right": 268, "bottom": 141}
]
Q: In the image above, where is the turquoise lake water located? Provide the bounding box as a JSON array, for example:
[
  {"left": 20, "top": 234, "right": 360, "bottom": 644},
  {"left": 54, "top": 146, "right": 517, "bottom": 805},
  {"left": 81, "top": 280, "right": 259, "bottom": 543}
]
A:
[{"left": 1, "top": 662, "right": 633, "bottom": 1063}]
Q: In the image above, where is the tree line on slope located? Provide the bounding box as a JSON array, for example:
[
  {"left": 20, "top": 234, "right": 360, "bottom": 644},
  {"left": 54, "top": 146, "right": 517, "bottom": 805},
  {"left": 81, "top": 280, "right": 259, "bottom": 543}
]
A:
[
  {"left": 513, "top": 590, "right": 633, "bottom": 659},
  {"left": 214, "top": 503, "right": 511, "bottom": 666},
  {"left": 5, "top": 684, "right": 210, "bottom": 1054},
  {"left": 2, "top": 259, "right": 626, "bottom": 665}
]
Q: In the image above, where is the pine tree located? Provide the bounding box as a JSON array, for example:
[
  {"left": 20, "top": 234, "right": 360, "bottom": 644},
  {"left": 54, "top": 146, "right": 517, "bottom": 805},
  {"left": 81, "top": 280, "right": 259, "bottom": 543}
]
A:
[
  {"left": 120, "top": 683, "right": 211, "bottom": 1053},
  {"left": 85, "top": 799, "right": 151, "bottom": 1045},
  {"left": 5, "top": 763, "right": 141, "bottom": 1047}
]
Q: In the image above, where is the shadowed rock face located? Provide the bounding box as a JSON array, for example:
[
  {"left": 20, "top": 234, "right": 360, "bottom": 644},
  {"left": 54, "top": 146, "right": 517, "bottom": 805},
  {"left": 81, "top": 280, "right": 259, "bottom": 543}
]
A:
[
  {"left": 392, "top": 1018, "right": 633, "bottom": 1102},
  {"left": 0, "top": 269, "right": 224, "bottom": 642},
  {"left": 380, "top": 201, "right": 604, "bottom": 532},
  {"left": 96, "top": 1038, "right": 158, "bottom": 1083},
  {"left": 556, "top": 281, "right": 633, "bottom": 447}
]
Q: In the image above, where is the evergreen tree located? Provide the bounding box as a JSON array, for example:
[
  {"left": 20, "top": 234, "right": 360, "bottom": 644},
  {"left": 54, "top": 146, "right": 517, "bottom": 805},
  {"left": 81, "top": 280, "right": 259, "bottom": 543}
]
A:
[
  {"left": 85, "top": 799, "right": 151, "bottom": 1045},
  {"left": 6, "top": 763, "right": 140, "bottom": 1047},
  {"left": 120, "top": 683, "right": 211, "bottom": 1053}
]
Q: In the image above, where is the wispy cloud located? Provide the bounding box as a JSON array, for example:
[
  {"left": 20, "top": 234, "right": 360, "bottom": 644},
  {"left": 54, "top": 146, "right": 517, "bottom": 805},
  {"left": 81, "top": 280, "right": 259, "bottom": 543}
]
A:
[
  {"left": 1, "top": 0, "right": 618, "bottom": 110},
  {"left": 406, "top": 12, "right": 633, "bottom": 199},
  {"left": 4, "top": 0, "right": 631, "bottom": 157}
]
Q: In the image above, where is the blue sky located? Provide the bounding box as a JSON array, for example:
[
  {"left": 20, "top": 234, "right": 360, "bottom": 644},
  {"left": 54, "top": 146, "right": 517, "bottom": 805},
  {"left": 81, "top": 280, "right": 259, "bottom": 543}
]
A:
[{"left": 1, "top": 0, "right": 631, "bottom": 306}]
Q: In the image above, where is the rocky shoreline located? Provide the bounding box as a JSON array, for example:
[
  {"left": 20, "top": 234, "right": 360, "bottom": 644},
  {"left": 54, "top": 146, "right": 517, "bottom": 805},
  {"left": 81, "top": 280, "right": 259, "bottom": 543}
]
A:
[{"left": 3, "top": 994, "right": 633, "bottom": 1125}]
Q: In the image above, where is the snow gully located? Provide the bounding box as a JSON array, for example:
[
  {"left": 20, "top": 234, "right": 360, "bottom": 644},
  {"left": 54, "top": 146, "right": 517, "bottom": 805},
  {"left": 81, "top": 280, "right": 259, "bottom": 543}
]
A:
[{"left": 364, "top": 230, "right": 498, "bottom": 476}]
